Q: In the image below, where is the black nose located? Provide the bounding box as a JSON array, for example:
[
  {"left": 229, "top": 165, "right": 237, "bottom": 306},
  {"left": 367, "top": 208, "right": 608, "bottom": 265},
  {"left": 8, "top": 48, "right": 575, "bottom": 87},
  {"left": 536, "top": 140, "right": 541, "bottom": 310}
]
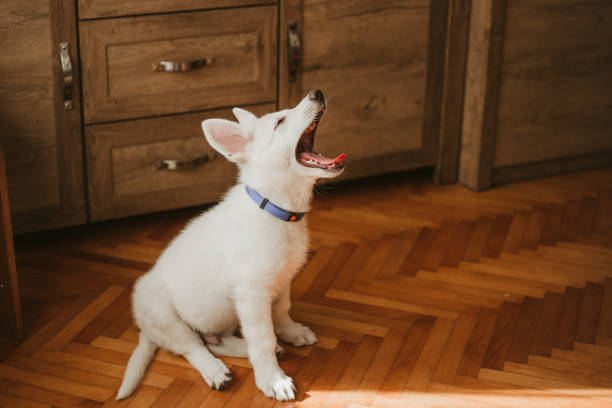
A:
[{"left": 309, "top": 89, "right": 324, "bottom": 103}]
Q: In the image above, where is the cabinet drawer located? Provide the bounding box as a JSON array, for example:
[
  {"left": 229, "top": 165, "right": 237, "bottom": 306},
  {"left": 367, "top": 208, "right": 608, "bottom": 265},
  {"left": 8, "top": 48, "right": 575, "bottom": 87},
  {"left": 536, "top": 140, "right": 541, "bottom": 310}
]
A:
[
  {"left": 79, "top": 0, "right": 275, "bottom": 20},
  {"left": 86, "top": 104, "right": 274, "bottom": 221},
  {"left": 80, "top": 6, "right": 277, "bottom": 123}
]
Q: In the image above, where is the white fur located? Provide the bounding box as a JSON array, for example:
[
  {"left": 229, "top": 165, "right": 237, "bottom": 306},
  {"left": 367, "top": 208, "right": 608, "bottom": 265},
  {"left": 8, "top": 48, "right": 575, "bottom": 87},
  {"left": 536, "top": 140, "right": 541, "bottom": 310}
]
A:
[{"left": 117, "top": 94, "right": 342, "bottom": 401}]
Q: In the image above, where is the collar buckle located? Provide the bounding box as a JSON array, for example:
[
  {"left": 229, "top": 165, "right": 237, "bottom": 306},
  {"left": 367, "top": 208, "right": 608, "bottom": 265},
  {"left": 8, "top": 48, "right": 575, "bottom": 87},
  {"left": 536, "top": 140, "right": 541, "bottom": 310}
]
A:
[{"left": 287, "top": 212, "right": 300, "bottom": 222}]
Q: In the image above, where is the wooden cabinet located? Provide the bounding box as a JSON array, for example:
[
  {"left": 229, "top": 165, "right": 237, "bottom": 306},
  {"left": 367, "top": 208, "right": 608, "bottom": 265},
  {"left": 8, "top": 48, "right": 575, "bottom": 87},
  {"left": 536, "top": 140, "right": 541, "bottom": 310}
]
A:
[
  {"left": 3, "top": 0, "right": 608, "bottom": 229},
  {"left": 81, "top": 0, "right": 457, "bottom": 221},
  {"left": 80, "top": 3, "right": 279, "bottom": 220},
  {"left": 2, "top": 0, "right": 468, "bottom": 230},
  {"left": 459, "top": 0, "right": 612, "bottom": 190},
  {"left": 280, "top": 0, "right": 445, "bottom": 180},
  {"left": 0, "top": 0, "right": 86, "bottom": 233}
]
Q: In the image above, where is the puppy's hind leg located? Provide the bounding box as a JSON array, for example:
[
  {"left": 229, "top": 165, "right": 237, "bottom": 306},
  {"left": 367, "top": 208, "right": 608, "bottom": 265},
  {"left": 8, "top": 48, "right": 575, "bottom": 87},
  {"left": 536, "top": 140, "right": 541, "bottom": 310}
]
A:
[
  {"left": 184, "top": 346, "right": 232, "bottom": 390},
  {"left": 144, "top": 315, "right": 231, "bottom": 390},
  {"left": 207, "top": 334, "right": 284, "bottom": 358},
  {"left": 207, "top": 335, "right": 248, "bottom": 358}
]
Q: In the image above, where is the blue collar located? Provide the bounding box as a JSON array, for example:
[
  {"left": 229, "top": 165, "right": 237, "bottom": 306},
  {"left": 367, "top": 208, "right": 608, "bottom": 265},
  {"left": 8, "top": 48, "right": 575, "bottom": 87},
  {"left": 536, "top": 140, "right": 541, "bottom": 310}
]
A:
[{"left": 245, "top": 185, "right": 306, "bottom": 222}]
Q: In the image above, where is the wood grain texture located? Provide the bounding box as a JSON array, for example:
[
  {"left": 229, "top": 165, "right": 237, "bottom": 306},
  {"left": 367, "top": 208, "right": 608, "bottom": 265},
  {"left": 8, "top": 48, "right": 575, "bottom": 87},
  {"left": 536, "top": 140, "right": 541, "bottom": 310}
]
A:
[
  {"left": 2, "top": 166, "right": 612, "bottom": 407},
  {"left": 597, "top": 278, "right": 612, "bottom": 339},
  {"left": 399, "top": 227, "right": 437, "bottom": 276},
  {"left": 419, "top": 223, "right": 457, "bottom": 272},
  {"left": 441, "top": 220, "right": 474, "bottom": 267},
  {"left": 85, "top": 104, "right": 273, "bottom": 221},
  {"left": 431, "top": 313, "right": 476, "bottom": 384},
  {"left": 0, "top": 377, "right": 82, "bottom": 408},
  {"left": 0, "top": 0, "right": 86, "bottom": 233},
  {"left": 530, "top": 292, "right": 564, "bottom": 357},
  {"left": 463, "top": 218, "right": 493, "bottom": 262},
  {"left": 482, "top": 302, "right": 520, "bottom": 370},
  {"left": 502, "top": 212, "right": 529, "bottom": 254},
  {"left": 457, "top": 307, "right": 499, "bottom": 377},
  {"left": 555, "top": 287, "right": 583, "bottom": 350},
  {"left": 482, "top": 213, "right": 513, "bottom": 258},
  {"left": 422, "top": 0, "right": 449, "bottom": 184},
  {"left": 506, "top": 297, "right": 542, "bottom": 364},
  {"left": 576, "top": 282, "right": 604, "bottom": 344},
  {"left": 354, "top": 235, "right": 399, "bottom": 286},
  {"left": 461, "top": 0, "right": 612, "bottom": 187},
  {"left": 351, "top": 330, "right": 405, "bottom": 406},
  {"left": 331, "top": 242, "right": 376, "bottom": 291},
  {"left": 80, "top": 6, "right": 277, "bottom": 123},
  {"left": 540, "top": 203, "right": 563, "bottom": 246},
  {"left": 494, "top": 0, "right": 612, "bottom": 168},
  {"left": 321, "top": 336, "right": 381, "bottom": 407},
  {"left": 521, "top": 207, "right": 548, "bottom": 250},
  {"left": 0, "top": 147, "right": 22, "bottom": 340},
  {"left": 79, "top": 0, "right": 275, "bottom": 19},
  {"left": 0, "top": 1, "right": 57, "bottom": 214},
  {"left": 493, "top": 152, "right": 612, "bottom": 187},
  {"left": 595, "top": 193, "right": 612, "bottom": 233},
  {"left": 300, "top": 341, "right": 356, "bottom": 407},
  {"left": 561, "top": 201, "right": 580, "bottom": 242},
  {"left": 405, "top": 318, "right": 455, "bottom": 391},
  {"left": 434, "top": 0, "right": 471, "bottom": 185},
  {"left": 378, "top": 231, "right": 419, "bottom": 280},
  {"left": 577, "top": 196, "right": 598, "bottom": 238},
  {"left": 379, "top": 317, "right": 435, "bottom": 398},
  {"left": 458, "top": 0, "right": 507, "bottom": 190},
  {"left": 304, "top": 243, "right": 357, "bottom": 298},
  {"left": 279, "top": 0, "right": 437, "bottom": 182},
  {"left": 278, "top": 0, "right": 303, "bottom": 110}
]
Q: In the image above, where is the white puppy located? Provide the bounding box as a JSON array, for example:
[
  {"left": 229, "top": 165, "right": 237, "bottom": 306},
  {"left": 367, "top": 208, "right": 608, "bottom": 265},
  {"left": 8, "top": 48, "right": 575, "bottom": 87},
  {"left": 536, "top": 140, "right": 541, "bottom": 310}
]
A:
[{"left": 117, "top": 90, "right": 346, "bottom": 401}]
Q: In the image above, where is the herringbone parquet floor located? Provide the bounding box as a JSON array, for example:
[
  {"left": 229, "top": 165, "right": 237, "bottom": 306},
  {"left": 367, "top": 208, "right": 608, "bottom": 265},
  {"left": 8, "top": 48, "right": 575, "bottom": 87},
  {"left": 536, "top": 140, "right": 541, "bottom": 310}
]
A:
[{"left": 1, "top": 167, "right": 612, "bottom": 407}]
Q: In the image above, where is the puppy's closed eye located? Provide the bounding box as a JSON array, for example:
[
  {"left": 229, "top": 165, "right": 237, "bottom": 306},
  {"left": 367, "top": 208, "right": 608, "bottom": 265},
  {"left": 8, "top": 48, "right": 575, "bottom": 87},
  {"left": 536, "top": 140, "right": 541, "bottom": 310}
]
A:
[{"left": 274, "top": 117, "right": 285, "bottom": 130}]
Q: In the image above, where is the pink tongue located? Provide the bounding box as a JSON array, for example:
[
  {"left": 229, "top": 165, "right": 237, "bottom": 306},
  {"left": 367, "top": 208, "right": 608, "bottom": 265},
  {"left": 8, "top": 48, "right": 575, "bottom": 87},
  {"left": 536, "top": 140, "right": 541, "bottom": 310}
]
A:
[{"left": 300, "top": 152, "right": 347, "bottom": 165}]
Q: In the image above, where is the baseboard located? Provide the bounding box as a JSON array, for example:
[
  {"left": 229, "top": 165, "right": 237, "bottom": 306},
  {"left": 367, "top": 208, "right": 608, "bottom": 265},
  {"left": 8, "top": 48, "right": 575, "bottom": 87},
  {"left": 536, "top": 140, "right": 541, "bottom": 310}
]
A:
[{"left": 493, "top": 151, "right": 612, "bottom": 186}]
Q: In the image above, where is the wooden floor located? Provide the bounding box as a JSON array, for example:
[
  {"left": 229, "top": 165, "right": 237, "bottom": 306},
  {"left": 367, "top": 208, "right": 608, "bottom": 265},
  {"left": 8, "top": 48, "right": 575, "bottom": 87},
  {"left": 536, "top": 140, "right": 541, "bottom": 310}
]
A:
[{"left": 1, "top": 167, "right": 612, "bottom": 408}]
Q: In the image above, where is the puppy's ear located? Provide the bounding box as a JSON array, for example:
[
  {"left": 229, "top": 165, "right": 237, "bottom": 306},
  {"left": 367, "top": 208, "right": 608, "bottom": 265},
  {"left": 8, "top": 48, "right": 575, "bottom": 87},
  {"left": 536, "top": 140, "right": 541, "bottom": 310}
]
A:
[
  {"left": 201, "top": 119, "right": 251, "bottom": 162},
  {"left": 232, "top": 107, "right": 257, "bottom": 129}
]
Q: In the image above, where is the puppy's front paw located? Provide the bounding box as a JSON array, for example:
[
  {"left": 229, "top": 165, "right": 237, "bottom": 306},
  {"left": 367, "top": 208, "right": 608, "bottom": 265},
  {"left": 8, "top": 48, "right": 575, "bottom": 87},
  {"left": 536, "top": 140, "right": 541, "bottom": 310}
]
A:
[
  {"left": 259, "top": 374, "right": 296, "bottom": 401},
  {"left": 203, "top": 358, "right": 232, "bottom": 390},
  {"left": 278, "top": 322, "right": 317, "bottom": 347}
]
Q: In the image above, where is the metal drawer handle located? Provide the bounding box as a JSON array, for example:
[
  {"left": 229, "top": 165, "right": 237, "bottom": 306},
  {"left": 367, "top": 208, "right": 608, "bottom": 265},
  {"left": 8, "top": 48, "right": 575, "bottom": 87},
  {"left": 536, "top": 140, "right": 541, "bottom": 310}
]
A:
[
  {"left": 59, "top": 42, "right": 73, "bottom": 110},
  {"left": 156, "top": 154, "right": 216, "bottom": 171},
  {"left": 287, "top": 22, "right": 301, "bottom": 81},
  {"left": 152, "top": 58, "right": 215, "bottom": 73}
]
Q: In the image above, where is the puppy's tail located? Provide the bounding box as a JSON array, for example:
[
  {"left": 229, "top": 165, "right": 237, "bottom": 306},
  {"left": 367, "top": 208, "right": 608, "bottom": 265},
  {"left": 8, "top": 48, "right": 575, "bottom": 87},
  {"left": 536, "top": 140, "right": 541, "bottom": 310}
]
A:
[{"left": 116, "top": 332, "right": 158, "bottom": 399}]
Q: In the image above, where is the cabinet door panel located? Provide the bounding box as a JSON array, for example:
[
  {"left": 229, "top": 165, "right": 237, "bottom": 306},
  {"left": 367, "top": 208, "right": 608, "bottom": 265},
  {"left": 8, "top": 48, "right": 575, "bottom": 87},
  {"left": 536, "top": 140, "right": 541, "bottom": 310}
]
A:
[
  {"left": 280, "top": 0, "right": 439, "bottom": 179},
  {"left": 0, "top": 0, "right": 86, "bottom": 233}
]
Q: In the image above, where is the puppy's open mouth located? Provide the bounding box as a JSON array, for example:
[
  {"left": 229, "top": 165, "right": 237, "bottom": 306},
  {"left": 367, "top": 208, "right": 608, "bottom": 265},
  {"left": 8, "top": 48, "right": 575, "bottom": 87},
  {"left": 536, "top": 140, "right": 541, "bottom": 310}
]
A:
[{"left": 295, "top": 109, "right": 346, "bottom": 170}]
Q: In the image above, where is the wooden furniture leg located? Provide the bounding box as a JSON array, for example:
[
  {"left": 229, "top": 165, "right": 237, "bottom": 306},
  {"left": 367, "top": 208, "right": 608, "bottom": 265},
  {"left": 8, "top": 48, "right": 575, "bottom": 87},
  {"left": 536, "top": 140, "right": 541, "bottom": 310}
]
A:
[{"left": 0, "top": 146, "right": 23, "bottom": 341}]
